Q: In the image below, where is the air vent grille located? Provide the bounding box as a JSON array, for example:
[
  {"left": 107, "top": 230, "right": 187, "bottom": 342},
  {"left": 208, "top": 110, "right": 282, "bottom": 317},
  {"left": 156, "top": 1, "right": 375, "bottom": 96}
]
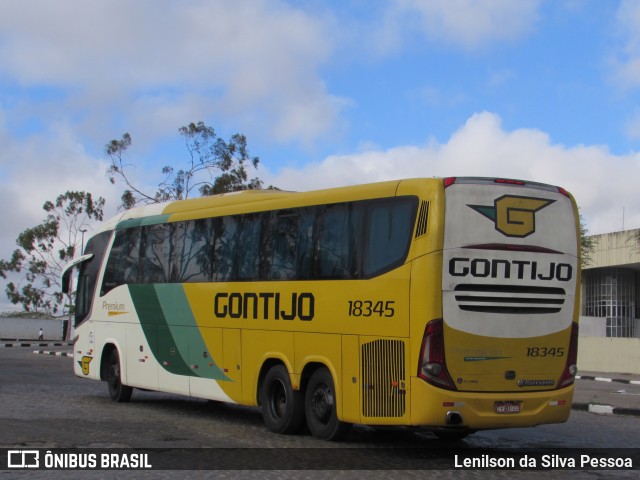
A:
[
  {"left": 361, "top": 339, "right": 406, "bottom": 418},
  {"left": 454, "top": 284, "right": 566, "bottom": 314},
  {"left": 415, "top": 201, "right": 429, "bottom": 238}
]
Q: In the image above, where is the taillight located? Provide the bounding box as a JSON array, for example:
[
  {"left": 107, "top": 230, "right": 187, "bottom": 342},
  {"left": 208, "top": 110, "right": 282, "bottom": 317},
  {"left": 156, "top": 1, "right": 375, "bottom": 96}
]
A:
[
  {"left": 418, "top": 319, "right": 456, "bottom": 390},
  {"left": 495, "top": 178, "right": 525, "bottom": 186},
  {"left": 558, "top": 322, "right": 579, "bottom": 388},
  {"left": 443, "top": 177, "right": 456, "bottom": 188},
  {"left": 557, "top": 186, "right": 571, "bottom": 198}
]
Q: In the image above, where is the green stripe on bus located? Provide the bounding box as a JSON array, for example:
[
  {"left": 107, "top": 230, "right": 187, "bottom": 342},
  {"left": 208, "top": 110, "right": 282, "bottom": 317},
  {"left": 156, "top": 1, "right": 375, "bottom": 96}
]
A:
[
  {"left": 116, "top": 214, "right": 172, "bottom": 230},
  {"left": 154, "top": 284, "right": 230, "bottom": 381},
  {"left": 129, "top": 284, "right": 192, "bottom": 377},
  {"left": 128, "top": 284, "right": 230, "bottom": 381}
]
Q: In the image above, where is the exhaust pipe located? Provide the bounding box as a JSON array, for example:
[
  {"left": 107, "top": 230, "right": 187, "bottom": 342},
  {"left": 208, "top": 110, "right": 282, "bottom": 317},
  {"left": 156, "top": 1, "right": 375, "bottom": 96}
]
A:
[{"left": 446, "top": 411, "right": 463, "bottom": 426}]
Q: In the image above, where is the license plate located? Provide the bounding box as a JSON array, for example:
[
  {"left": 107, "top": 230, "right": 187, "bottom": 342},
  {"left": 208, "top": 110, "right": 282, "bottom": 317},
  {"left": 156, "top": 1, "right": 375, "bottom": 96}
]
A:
[{"left": 495, "top": 401, "right": 522, "bottom": 414}]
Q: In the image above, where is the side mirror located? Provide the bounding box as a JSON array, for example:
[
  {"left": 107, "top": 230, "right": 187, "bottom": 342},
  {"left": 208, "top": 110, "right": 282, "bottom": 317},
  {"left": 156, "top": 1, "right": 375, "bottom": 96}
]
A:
[
  {"left": 61, "top": 253, "right": 94, "bottom": 294},
  {"left": 62, "top": 268, "right": 71, "bottom": 294}
]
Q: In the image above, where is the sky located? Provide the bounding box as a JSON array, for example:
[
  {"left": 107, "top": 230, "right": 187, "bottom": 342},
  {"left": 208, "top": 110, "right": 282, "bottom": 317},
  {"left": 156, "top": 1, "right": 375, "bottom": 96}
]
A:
[{"left": 1, "top": 0, "right": 640, "bottom": 311}]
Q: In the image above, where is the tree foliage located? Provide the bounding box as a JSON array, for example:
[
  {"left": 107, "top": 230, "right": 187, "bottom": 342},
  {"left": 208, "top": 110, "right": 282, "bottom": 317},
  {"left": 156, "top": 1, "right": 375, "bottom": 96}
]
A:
[
  {"left": 580, "top": 212, "right": 595, "bottom": 268},
  {"left": 106, "top": 121, "right": 265, "bottom": 209},
  {"left": 0, "top": 191, "right": 105, "bottom": 315}
]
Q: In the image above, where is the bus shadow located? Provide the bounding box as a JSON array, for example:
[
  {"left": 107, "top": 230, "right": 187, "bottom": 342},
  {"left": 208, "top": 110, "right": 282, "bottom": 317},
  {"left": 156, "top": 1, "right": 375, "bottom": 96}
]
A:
[{"left": 89, "top": 388, "right": 472, "bottom": 449}]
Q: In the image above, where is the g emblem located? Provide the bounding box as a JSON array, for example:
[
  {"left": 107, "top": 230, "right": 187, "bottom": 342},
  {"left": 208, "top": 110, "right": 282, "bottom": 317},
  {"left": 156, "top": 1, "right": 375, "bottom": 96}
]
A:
[
  {"left": 79, "top": 355, "right": 93, "bottom": 375},
  {"left": 470, "top": 195, "right": 555, "bottom": 238}
]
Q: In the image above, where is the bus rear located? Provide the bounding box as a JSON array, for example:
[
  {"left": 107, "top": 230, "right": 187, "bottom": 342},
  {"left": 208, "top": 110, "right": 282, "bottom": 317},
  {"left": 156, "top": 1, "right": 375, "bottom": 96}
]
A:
[{"left": 415, "top": 177, "right": 579, "bottom": 433}]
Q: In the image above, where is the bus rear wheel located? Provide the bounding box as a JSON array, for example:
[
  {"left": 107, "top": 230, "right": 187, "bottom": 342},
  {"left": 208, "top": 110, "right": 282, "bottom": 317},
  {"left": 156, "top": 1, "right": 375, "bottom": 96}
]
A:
[
  {"left": 305, "top": 368, "right": 351, "bottom": 441},
  {"left": 107, "top": 349, "right": 133, "bottom": 402},
  {"left": 261, "top": 365, "right": 305, "bottom": 434}
]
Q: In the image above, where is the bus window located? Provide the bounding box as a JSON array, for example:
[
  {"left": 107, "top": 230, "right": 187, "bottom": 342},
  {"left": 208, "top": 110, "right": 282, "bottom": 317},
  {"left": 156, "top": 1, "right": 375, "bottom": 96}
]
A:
[
  {"left": 266, "top": 210, "right": 298, "bottom": 280},
  {"left": 75, "top": 231, "right": 111, "bottom": 325},
  {"left": 102, "top": 228, "right": 141, "bottom": 294},
  {"left": 140, "top": 224, "right": 173, "bottom": 284},
  {"left": 315, "top": 203, "right": 364, "bottom": 279},
  {"left": 262, "top": 208, "right": 315, "bottom": 281},
  {"left": 212, "top": 216, "right": 237, "bottom": 282},
  {"left": 174, "top": 219, "right": 214, "bottom": 283},
  {"left": 236, "top": 214, "right": 262, "bottom": 280},
  {"left": 364, "top": 199, "right": 415, "bottom": 277},
  {"left": 295, "top": 209, "right": 315, "bottom": 280}
]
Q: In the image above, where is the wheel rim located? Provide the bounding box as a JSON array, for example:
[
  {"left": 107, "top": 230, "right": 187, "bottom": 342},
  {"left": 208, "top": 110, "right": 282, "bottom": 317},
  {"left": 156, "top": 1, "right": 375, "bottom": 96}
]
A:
[
  {"left": 310, "top": 383, "right": 333, "bottom": 425},
  {"left": 268, "top": 379, "right": 287, "bottom": 420}
]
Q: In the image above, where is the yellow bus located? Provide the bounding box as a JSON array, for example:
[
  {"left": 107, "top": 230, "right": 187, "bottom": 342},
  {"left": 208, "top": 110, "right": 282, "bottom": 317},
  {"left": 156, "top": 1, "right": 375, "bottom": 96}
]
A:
[{"left": 62, "top": 177, "right": 580, "bottom": 441}]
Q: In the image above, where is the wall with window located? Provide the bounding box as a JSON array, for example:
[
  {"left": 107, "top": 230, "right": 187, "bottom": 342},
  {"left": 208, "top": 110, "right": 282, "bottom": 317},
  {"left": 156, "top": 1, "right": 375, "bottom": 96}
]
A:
[
  {"left": 582, "top": 268, "right": 637, "bottom": 337},
  {"left": 580, "top": 228, "right": 640, "bottom": 339}
]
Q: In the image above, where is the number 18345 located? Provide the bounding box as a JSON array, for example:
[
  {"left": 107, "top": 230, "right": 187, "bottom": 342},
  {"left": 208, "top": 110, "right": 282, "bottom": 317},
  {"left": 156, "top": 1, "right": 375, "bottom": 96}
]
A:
[{"left": 347, "top": 300, "right": 395, "bottom": 318}]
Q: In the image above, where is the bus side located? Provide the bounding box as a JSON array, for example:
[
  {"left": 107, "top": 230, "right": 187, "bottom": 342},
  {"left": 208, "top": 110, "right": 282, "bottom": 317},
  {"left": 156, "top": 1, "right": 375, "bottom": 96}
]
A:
[{"left": 71, "top": 180, "right": 438, "bottom": 435}]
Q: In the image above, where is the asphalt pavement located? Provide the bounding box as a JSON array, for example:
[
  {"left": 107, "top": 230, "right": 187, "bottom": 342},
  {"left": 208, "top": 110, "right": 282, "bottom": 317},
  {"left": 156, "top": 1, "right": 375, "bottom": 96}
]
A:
[
  {"left": 574, "top": 370, "right": 640, "bottom": 417},
  {"left": 3, "top": 339, "right": 640, "bottom": 418}
]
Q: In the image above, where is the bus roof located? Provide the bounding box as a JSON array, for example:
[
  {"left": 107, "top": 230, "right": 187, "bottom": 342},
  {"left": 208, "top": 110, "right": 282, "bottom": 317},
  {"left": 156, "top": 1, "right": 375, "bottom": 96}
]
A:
[
  {"left": 96, "top": 179, "right": 440, "bottom": 233},
  {"left": 93, "top": 176, "right": 572, "bottom": 235}
]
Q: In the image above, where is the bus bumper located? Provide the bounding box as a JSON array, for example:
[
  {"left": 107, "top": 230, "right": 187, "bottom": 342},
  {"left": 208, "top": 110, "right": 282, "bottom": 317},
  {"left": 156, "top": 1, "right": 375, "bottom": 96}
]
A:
[{"left": 410, "top": 377, "right": 574, "bottom": 430}]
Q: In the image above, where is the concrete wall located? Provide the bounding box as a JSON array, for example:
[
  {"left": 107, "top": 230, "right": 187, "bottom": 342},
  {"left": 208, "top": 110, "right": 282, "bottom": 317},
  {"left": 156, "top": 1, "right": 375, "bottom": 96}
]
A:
[
  {"left": 0, "top": 317, "right": 66, "bottom": 340},
  {"left": 579, "top": 316, "right": 606, "bottom": 337},
  {"left": 588, "top": 228, "right": 640, "bottom": 269},
  {"left": 578, "top": 336, "right": 640, "bottom": 374},
  {"left": 579, "top": 315, "right": 640, "bottom": 338}
]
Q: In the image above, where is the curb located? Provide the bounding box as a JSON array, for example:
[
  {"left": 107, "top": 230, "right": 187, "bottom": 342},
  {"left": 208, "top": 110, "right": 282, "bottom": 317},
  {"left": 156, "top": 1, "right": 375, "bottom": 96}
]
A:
[
  {"left": 1, "top": 342, "right": 72, "bottom": 348},
  {"left": 576, "top": 374, "right": 640, "bottom": 386},
  {"left": 574, "top": 374, "right": 640, "bottom": 417},
  {"left": 572, "top": 402, "right": 640, "bottom": 417},
  {"left": 33, "top": 350, "right": 73, "bottom": 357}
]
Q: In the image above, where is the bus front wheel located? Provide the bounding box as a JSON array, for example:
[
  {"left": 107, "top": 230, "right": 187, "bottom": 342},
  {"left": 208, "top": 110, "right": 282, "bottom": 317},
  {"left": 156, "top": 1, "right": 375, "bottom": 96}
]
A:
[
  {"left": 305, "top": 368, "right": 351, "bottom": 441},
  {"left": 107, "top": 349, "right": 133, "bottom": 402},
  {"left": 261, "top": 365, "right": 305, "bottom": 434}
]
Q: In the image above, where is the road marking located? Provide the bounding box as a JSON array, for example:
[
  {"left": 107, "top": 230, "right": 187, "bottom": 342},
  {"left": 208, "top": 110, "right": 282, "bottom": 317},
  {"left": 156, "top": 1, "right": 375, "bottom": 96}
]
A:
[
  {"left": 33, "top": 350, "right": 73, "bottom": 357},
  {"left": 589, "top": 404, "right": 614, "bottom": 415}
]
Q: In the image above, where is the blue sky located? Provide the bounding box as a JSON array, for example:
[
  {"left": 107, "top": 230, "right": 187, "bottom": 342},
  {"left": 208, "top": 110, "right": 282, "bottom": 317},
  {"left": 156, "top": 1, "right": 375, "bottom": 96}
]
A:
[{"left": 1, "top": 1, "right": 640, "bottom": 310}]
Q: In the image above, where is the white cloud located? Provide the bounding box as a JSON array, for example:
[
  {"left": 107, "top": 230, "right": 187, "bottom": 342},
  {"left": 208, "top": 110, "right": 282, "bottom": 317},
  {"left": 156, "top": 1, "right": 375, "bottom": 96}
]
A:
[
  {"left": 267, "top": 112, "right": 640, "bottom": 235},
  {"left": 0, "top": 0, "right": 342, "bottom": 144},
  {"left": 0, "top": 122, "right": 118, "bottom": 254},
  {"left": 2, "top": 111, "right": 638, "bottom": 311},
  {"left": 378, "top": 0, "right": 541, "bottom": 52}
]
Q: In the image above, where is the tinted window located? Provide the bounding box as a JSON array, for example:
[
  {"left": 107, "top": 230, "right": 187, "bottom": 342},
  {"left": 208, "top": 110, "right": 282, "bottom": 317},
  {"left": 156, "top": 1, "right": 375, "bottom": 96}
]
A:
[
  {"left": 75, "top": 231, "right": 112, "bottom": 326},
  {"left": 315, "top": 203, "right": 364, "bottom": 279},
  {"left": 212, "top": 216, "right": 237, "bottom": 282},
  {"left": 140, "top": 224, "right": 173, "bottom": 284},
  {"left": 174, "top": 219, "right": 213, "bottom": 282},
  {"left": 364, "top": 199, "right": 415, "bottom": 276},
  {"left": 102, "top": 228, "right": 141, "bottom": 294},
  {"left": 236, "top": 214, "right": 262, "bottom": 280},
  {"left": 263, "top": 209, "right": 314, "bottom": 280},
  {"left": 100, "top": 196, "right": 417, "bottom": 290}
]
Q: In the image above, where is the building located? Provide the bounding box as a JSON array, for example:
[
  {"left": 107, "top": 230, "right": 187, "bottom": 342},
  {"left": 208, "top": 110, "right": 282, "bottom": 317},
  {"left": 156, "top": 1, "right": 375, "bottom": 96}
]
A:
[
  {"left": 577, "top": 228, "right": 640, "bottom": 374},
  {"left": 580, "top": 228, "right": 640, "bottom": 338}
]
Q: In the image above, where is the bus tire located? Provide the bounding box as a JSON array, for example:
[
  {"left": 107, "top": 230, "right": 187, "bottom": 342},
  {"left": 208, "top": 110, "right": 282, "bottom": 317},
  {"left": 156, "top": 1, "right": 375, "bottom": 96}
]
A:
[
  {"left": 261, "top": 365, "right": 305, "bottom": 434},
  {"left": 305, "top": 367, "right": 351, "bottom": 441},
  {"left": 107, "top": 349, "right": 133, "bottom": 403}
]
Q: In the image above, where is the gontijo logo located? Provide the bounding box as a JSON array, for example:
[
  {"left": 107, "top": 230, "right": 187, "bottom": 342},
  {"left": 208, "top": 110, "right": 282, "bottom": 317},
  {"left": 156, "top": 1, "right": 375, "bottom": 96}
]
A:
[{"left": 469, "top": 195, "right": 555, "bottom": 238}]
